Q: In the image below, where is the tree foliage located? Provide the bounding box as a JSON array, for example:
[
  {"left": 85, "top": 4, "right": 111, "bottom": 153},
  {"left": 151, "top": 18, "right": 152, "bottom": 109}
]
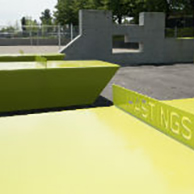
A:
[
  {"left": 54, "top": 0, "right": 93, "bottom": 25},
  {"left": 0, "top": 26, "right": 15, "bottom": 33},
  {"left": 20, "top": 17, "right": 38, "bottom": 33},
  {"left": 40, "top": 9, "right": 53, "bottom": 25},
  {"left": 54, "top": 0, "right": 194, "bottom": 25},
  {"left": 103, "top": 0, "right": 130, "bottom": 24}
]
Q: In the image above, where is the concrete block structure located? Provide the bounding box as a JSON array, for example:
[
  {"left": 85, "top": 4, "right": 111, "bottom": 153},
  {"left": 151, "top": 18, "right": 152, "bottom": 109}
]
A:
[{"left": 60, "top": 10, "right": 194, "bottom": 65}]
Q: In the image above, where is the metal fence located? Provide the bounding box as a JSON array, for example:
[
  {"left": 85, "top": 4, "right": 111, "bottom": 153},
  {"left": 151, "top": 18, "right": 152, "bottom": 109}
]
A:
[
  {"left": 0, "top": 24, "right": 79, "bottom": 47},
  {"left": 165, "top": 27, "right": 194, "bottom": 38}
]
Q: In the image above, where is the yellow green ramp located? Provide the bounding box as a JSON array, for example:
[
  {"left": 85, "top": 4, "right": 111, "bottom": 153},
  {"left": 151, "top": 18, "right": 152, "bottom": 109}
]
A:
[
  {"left": 0, "top": 60, "right": 119, "bottom": 112},
  {"left": 0, "top": 85, "right": 194, "bottom": 194}
]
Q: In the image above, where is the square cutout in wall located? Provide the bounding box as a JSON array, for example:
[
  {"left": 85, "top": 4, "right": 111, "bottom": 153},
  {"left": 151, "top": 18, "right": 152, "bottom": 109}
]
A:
[{"left": 112, "top": 35, "right": 142, "bottom": 54}]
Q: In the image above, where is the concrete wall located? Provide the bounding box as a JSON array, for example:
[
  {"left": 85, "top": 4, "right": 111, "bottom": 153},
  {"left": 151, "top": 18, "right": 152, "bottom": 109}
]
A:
[
  {"left": 60, "top": 10, "right": 112, "bottom": 60},
  {"left": 60, "top": 10, "right": 194, "bottom": 65}
]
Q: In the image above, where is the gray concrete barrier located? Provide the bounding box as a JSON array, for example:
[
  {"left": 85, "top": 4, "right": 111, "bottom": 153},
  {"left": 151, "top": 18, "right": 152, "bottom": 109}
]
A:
[{"left": 60, "top": 10, "right": 194, "bottom": 65}]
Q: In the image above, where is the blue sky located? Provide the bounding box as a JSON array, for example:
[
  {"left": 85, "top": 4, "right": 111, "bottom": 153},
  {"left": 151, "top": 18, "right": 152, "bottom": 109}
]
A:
[{"left": 0, "top": 0, "right": 57, "bottom": 26}]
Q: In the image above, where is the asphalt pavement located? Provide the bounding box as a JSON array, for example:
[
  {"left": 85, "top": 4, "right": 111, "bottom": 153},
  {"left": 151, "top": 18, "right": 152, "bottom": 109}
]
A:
[{"left": 101, "top": 63, "right": 194, "bottom": 101}]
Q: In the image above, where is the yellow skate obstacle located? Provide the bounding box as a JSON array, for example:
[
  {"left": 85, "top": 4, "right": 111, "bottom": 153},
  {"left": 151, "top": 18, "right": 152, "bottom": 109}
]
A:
[{"left": 0, "top": 64, "right": 194, "bottom": 194}]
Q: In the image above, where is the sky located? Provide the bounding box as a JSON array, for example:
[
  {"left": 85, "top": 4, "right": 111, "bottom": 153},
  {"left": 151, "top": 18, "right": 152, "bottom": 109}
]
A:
[{"left": 0, "top": 0, "right": 57, "bottom": 26}]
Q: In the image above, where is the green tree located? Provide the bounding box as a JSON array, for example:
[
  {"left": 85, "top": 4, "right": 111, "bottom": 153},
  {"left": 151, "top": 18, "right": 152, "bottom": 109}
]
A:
[
  {"left": 103, "top": 0, "right": 129, "bottom": 24},
  {"left": 171, "top": 0, "right": 194, "bottom": 34},
  {"left": 145, "top": 0, "right": 169, "bottom": 12},
  {"left": 101, "top": 0, "right": 148, "bottom": 24},
  {"left": 0, "top": 26, "right": 15, "bottom": 33},
  {"left": 54, "top": 0, "right": 142, "bottom": 25},
  {"left": 55, "top": 0, "right": 93, "bottom": 25},
  {"left": 40, "top": 9, "right": 53, "bottom": 25},
  {"left": 125, "top": 0, "right": 146, "bottom": 24},
  {"left": 54, "top": 0, "right": 194, "bottom": 25},
  {"left": 144, "top": 0, "right": 170, "bottom": 22},
  {"left": 173, "top": 0, "right": 194, "bottom": 23},
  {"left": 91, "top": 0, "right": 106, "bottom": 9},
  {"left": 21, "top": 17, "right": 27, "bottom": 32},
  {"left": 20, "top": 16, "right": 39, "bottom": 34}
]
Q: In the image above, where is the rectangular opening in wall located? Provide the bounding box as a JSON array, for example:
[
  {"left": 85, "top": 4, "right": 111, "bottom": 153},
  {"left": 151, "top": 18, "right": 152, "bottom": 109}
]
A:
[{"left": 112, "top": 35, "right": 142, "bottom": 54}]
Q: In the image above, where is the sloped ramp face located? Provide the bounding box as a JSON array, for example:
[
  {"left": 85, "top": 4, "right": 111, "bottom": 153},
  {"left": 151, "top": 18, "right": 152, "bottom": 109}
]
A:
[
  {"left": 1, "top": 86, "right": 194, "bottom": 194},
  {"left": 0, "top": 60, "right": 119, "bottom": 113}
]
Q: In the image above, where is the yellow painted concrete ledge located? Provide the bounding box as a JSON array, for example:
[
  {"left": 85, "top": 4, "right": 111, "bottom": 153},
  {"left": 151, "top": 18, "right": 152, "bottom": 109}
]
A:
[{"left": 0, "top": 85, "right": 194, "bottom": 194}]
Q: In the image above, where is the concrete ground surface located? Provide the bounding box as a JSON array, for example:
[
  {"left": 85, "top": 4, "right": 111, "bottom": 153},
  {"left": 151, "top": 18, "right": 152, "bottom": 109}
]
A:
[
  {"left": 0, "top": 46, "right": 194, "bottom": 103},
  {"left": 0, "top": 46, "right": 62, "bottom": 54}
]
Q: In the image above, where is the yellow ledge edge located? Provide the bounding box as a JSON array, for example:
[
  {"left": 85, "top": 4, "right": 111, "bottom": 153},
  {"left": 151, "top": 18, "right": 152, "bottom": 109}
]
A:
[{"left": 113, "top": 84, "right": 194, "bottom": 150}]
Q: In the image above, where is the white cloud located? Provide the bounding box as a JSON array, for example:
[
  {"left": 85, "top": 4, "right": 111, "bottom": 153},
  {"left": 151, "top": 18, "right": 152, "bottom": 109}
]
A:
[{"left": 0, "top": 0, "right": 57, "bottom": 26}]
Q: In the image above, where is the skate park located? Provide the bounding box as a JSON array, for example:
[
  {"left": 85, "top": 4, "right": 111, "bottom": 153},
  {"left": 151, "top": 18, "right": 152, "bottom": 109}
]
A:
[{"left": 0, "top": 9, "right": 194, "bottom": 194}]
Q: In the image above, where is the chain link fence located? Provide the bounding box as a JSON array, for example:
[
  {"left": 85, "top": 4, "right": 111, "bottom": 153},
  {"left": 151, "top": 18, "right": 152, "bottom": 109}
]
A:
[
  {"left": 165, "top": 27, "right": 194, "bottom": 38},
  {"left": 0, "top": 24, "right": 79, "bottom": 47}
]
